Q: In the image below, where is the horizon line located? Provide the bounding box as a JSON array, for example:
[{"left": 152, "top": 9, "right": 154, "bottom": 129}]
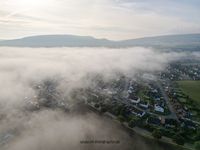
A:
[{"left": 1, "top": 32, "right": 200, "bottom": 42}]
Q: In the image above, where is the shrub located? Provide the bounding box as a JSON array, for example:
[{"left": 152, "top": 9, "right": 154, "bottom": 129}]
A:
[
  {"left": 118, "top": 115, "right": 125, "bottom": 123},
  {"left": 94, "top": 103, "right": 100, "bottom": 108},
  {"left": 128, "top": 118, "right": 140, "bottom": 128},
  {"left": 152, "top": 129, "right": 162, "bottom": 139},
  {"left": 173, "top": 133, "right": 185, "bottom": 145},
  {"left": 195, "top": 141, "right": 200, "bottom": 150}
]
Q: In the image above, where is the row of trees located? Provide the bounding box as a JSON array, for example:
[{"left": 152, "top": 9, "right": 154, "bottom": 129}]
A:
[{"left": 151, "top": 129, "right": 185, "bottom": 145}]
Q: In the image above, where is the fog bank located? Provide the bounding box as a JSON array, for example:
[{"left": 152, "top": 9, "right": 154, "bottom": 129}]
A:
[{"left": 0, "top": 47, "right": 196, "bottom": 150}]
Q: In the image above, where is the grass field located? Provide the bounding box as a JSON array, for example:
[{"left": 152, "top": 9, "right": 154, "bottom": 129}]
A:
[{"left": 177, "top": 81, "right": 200, "bottom": 104}]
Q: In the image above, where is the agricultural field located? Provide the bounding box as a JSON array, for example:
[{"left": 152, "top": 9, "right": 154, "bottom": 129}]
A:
[{"left": 177, "top": 81, "right": 200, "bottom": 104}]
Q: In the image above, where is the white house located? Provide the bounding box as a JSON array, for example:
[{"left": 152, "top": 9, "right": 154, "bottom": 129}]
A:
[
  {"left": 139, "top": 101, "right": 149, "bottom": 109},
  {"left": 131, "top": 107, "right": 146, "bottom": 117},
  {"left": 130, "top": 97, "right": 140, "bottom": 104},
  {"left": 152, "top": 89, "right": 158, "bottom": 93},
  {"left": 128, "top": 90, "right": 132, "bottom": 94},
  {"left": 155, "top": 97, "right": 161, "bottom": 101},
  {"left": 154, "top": 104, "right": 164, "bottom": 113}
]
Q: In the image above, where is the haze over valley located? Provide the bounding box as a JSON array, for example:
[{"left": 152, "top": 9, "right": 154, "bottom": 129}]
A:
[
  {"left": 0, "top": 46, "right": 199, "bottom": 150},
  {"left": 1, "top": 0, "right": 200, "bottom": 150}
]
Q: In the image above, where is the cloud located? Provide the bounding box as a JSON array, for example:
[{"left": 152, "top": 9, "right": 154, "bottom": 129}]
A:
[
  {"left": 2, "top": 109, "right": 161, "bottom": 150},
  {"left": 0, "top": 47, "right": 190, "bottom": 109},
  {"left": 0, "top": 47, "right": 198, "bottom": 150}
]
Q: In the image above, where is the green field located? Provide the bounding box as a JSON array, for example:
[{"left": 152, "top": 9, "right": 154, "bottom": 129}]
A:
[{"left": 177, "top": 81, "right": 200, "bottom": 104}]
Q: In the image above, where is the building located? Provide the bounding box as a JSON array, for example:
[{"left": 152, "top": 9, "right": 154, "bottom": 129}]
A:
[
  {"left": 147, "top": 116, "right": 161, "bottom": 126},
  {"left": 180, "top": 119, "right": 197, "bottom": 130},
  {"left": 155, "top": 97, "right": 161, "bottom": 101},
  {"left": 163, "top": 118, "right": 177, "bottom": 128},
  {"left": 154, "top": 104, "right": 164, "bottom": 113},
  {"left": 131, "top": 107, "right": 145, "bottom": 117},
  {"left": 139, "top": 101, "right": 149, "bottom": 109},
  {"left": 130, "top": 96, "right": 140, "bottom": 104}
]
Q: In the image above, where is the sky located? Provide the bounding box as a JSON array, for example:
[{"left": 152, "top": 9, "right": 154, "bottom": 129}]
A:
[{"left": 0, "top": 0, "right": 200, "bottom": 40}]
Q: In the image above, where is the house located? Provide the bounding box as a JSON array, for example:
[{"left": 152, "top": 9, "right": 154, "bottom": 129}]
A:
[
  {"left": 129, "top": 86, "right": 134, "bottom": 90},
  {"left": 155, "top": 97, "right": 161, "bottom": 101},
  {"left": 128, "top": 90, "right": 132, "bottom": 94},
  {"left": 131, "top": 107, "right": 145, "bottom": 117},
  {"left": 154, "top": 104, "right": 164, "bottom": 113},
  {"left": 156, "top": 101, "right": 165, "bottom": 107},
  {"left": 180, "top": 119, "right": 197, "bottom": 130},
  {"left": 152, "top": 89, "right": 158, "bottom": 93},
  {"left": 165, "top": 86, "right": 169, "bottom": 92},
  {"left": 130, "top": 96, "right": 140, "bottom": 104},
  {"left": 163, "top": 118, "right": 177, "bottom": 128},
  {"left": 139, "top": 101, "right": 149, "bottom": 109},
  {"left": 147, "top": 116, "right": 161, "bottom": 126}
]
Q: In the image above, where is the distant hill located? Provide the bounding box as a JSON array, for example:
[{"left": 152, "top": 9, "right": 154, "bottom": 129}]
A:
[
  {"left": 0, "top": 34, "right": 200, "bottom": 51},
  {"left": 119, "top": 34, "right": 200, "bottom": 51},
  {"left": 0, "top": 35, "right": 115, "bottom": 47}
]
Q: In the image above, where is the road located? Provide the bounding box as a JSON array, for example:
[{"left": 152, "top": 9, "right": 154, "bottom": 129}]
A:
[{"left": 156, "top": 80, "right": 178, "bottom": 120}]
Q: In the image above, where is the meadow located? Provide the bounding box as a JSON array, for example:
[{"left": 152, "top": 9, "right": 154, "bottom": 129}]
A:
[{"left": 177, "top": 81, "right": 200, "bottom": 104}]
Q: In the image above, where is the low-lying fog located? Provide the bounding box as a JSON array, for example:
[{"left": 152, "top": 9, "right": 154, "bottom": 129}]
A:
[{"left": 0, "top": 47, "right": 198, "bottom": 150}]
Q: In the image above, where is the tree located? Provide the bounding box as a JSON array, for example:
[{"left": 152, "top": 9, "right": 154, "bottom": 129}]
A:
[
  {"left": 94, "top": 103, "right": 100, "bottom": 108},
  {"left": 128, "top": 117, "right": 140, "bottom": 128},
  {"left": 119, "top": 107, "right": 126, "bottom": 117},
  {"left": 100, "top": 106, "right": 107, "bottom": 113},
  {"left": 195, "top": 141, "right": 200, "bottom": 150},
  {"left": 173, "top": 133, "right": 185, "bottom": 145},
  {"left": 118, "top": 115, "right": 125, "bottom": 123},
  {"left": 128, "top": 119, "right": 136, "bottom": 128},
  {"left": 113, "top": 105, "right": 123, "bottom": 116},
  {"left": 152, "top": 129, "right": 162, "bottom": 139},
  {"left": 195, "top": 129, "right": 200, "bottom": 141}
]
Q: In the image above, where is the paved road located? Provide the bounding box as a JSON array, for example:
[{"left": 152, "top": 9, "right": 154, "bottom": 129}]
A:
[{"left": 156, "top": 80, "right": 178, "bottom": 120}]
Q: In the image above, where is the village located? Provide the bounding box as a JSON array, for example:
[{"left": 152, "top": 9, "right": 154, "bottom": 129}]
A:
[
  {"left": 20, "top": 61, "right": 200, "bottom": 149},
  {"left": 85, "top": 61, "right": 200, "bottom": 148}
]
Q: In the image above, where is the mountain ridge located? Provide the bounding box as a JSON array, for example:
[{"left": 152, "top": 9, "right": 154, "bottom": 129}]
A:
[{"left": 0, "top": 33, "right": 200, "bottom": 51}]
